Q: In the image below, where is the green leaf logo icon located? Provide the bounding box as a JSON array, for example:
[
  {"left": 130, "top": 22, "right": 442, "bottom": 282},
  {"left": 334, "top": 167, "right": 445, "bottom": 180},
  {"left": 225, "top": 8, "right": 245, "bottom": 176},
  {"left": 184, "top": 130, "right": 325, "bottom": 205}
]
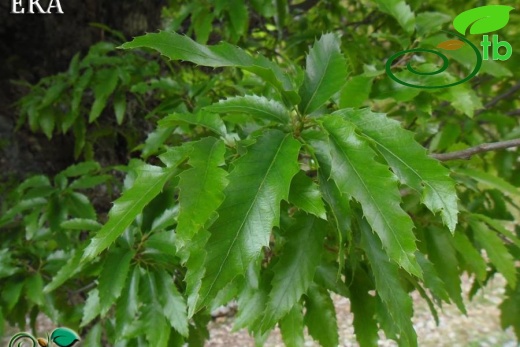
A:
[
  {"left": 453, "top": 5, "right": 514, "bottom": 35},
  {"left": 49, "top": 328, "right": 80, "bottom": 347}
]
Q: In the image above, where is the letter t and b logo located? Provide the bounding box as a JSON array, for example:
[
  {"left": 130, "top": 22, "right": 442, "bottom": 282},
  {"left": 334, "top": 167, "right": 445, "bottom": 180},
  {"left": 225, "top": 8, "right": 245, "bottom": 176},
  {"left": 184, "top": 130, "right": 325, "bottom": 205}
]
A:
[{"left": 480, "top": 34, "right": 512, "bottom": 61}]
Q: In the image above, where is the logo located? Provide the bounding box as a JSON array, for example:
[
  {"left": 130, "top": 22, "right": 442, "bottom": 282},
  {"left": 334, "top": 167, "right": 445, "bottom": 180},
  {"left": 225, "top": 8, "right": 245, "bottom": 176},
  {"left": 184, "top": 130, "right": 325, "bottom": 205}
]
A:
[
  {"left": 386, "top": 5, "right": 514, "bottom": 89},
  {"left": 10, "top": 0, "right": 64, "bottom": 14},
  {"left": 8, "top": 327, "right": 80, "bottom": 347}
]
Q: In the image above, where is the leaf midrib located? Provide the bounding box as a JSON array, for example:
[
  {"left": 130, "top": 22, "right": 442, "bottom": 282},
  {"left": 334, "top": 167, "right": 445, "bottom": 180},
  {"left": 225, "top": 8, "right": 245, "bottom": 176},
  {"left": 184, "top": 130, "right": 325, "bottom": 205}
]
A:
[{"left": 201, "top": 134, "right": 291, "bottom": 304}]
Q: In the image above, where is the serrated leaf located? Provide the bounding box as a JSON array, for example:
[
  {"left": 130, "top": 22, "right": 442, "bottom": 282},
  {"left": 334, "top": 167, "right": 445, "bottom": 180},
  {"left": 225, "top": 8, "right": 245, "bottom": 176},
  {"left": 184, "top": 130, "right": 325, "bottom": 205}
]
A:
[
  {"left": 82, "top": 164, "right": 175, "bottom": 262},
  {"left": 159, "top": 112, "right": 227, "bottom": 137},
  {"left": 140, "top": 126, "right": 175, "bottom": 159},
  {"left": 425, "top": 226, "right": 466, "bottom": 313},
  {"left": 349, "top": 268, "right": 378, "bottom": 347},
  {"left": 81, "top": 289, "right": 101, "bottom": 327},
  {"left": 44, "top": 249, "right": 83, "bottom": 293},
  {"left": 233, "top": 262, "right": 268, "bottom": 331},
  {"left": 450, "top": 230, "right": 487, "bottom": 282},
  {"left": 89, "top": 69, "right": 119, "bottom": 123},
  {"left": 299, "top": 33, "right": 348, "bottom": 114},
  {"left": 339, "top": 75, "right": 374, "bottom": 108},
  {"left": 120, "top": 31, "right": 299, "bottom": 104},
  {"left": 415, "top": 252, "right": 450, "bottom": 302},
  {"left": 359, "top": 218, "right": 417, "bottom": 347},
  {"left": 279, "top": 302, "right": 305, "bottom": 347},
  {"left": 66, "top": 192, "right": 96, "bottom": 220},
  {"left": 98, "top": 248, "right": 133, "bottom": 315},
  {"left": 82, "top": 324, "right": 101, "bottom": 347},
  {"left": 456, "top": 168, "right": 520, "bottom": 196},
  {"left": 321, "top": 115, "right": 421, "bottom": 277},
  {"left": 68, "top": 175, "right": 111, "bottom": 190},
  {"left": 339, "top": 108, "right": 458, "bottom": 232},
  {"left": 261, "top": 214, "right": 327, "bottom": 331},
  {"left": 500, "top": 278, "right": 520, "bottom": 338},
  {"left": 205, "top": 95, "right": 290, "bottom": 124},
  {"left": 61, "top": 161, "right": 100, "bottom": 177},
  {"left": 304, "top": 285, "right": 338, "bottom": 347},
  {"left": 156, "top": 269, "right": 189, "bottom": 337},
  {"left": 176, "top": 137, "right": 228, "bottom": 250},
  {"left": 415, "top": 12, "right": 452, "bottom": 37},
  {"left": 115, "top": 266, "right": 140, "bottom": 335},
  {"left": 453, "top": 5, "right": 514, "bottom": 35},
  {"left": 25, "top": 273, "right": 44, "bottom": 306},
  {"left": 196, "top": 130, "right": 301, "bottom": 309},
  {"left": 470, "top": 220, "right": 517, "bottom": 288},
  {"left": 288, "top": 171, "right": 327, "bottom": 219},
  {"left": 143, "top": 272, "right": 171, "bottom": 347},
  {"left": 374, "top": 0, "right": 416, "bottom": 33}
]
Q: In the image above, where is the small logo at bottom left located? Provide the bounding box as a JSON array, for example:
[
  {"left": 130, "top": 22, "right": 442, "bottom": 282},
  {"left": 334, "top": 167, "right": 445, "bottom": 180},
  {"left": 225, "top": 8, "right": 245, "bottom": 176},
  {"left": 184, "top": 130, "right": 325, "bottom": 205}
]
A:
[{"left": 8, "top": 327, "right": 80, "bottom": 347}]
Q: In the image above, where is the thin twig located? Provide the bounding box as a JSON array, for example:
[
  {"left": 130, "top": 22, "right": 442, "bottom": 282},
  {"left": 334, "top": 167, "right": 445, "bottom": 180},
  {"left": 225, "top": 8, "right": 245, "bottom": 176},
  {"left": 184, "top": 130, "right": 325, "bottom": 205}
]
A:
[
  {"left": 475, "top": 80, "right": 520, "bottom": 115},
  {"left": 431, "top": 138, "right": 520, "bottom": 161}
]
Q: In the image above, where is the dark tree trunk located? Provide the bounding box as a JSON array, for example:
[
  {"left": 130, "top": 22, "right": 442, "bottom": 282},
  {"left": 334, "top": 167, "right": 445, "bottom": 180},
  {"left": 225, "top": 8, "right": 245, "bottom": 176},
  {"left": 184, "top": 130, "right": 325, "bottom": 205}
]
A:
[{"left": 0, "top": 0, "right": 165, "bottom": 189}]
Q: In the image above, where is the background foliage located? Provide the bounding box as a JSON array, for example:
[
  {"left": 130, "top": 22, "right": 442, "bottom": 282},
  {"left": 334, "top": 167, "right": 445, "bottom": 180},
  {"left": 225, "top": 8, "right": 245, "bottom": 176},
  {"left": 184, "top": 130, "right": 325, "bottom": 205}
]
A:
[{"left": 1, "top": 0, "right": 520, "bottom": 346}]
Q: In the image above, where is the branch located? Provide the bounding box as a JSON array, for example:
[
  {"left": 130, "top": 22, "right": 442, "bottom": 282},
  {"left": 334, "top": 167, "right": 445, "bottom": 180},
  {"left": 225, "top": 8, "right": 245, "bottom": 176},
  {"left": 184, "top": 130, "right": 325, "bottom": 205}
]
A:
[
  {"left": 431, "top": 138, "right": 520, "bottom": 161},
  {"left": 475, "top": 80, "right": 520, "bottom": 115}
]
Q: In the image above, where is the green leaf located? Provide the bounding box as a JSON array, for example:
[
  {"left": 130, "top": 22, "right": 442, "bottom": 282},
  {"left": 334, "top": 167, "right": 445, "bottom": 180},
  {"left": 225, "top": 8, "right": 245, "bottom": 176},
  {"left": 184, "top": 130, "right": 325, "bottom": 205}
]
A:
[
  {"left": 196, "top": 130, "right": 301, "bottom": 309},
  {"left": 44, "top": 249, "right": 84, "bottom": 293},
  {"left": 192, "top": 7, "right": 213, "bottom": 44},
  {"left": 436, "top": 84, "right": 483, "bottom": 117},
  {"left": 176, "top": 137, "right": 228, "bottom": 250},
  {"left": 156, "top": 270, "right": 189, "bottom": 337},
  {"left": 279, "top": 302, "right": 305, "bottom": 347},
  {"left": 304, "top": 285, "right": 338, "bottom": 347},
  {"left": 159, "top": 112, "right": 227, "bottom": 137},
  {"left": 50, "top": 327, "right": 80, "bottom": 347},
  {"left": 114, "top": 91, "right": 126, "bottom": 125},
  {"left": 205, "top": 95, "right": 290, "bottom": 124},
  {"left": 98, "top": 248, "right": 134, "bottom": 315},
  {"left": 338, "top": 108, "right": 458, "bottom": 232},
  {"left": 451, "top": 230, "right": 487, "bottom": 282},
  {"left": 453, "top": 5, "right": 514, "bottom": 35},
  {"left": 359, "top": 217, "right": 417, "bottom": 346},
  {"left": 141, "top": 126, "right": 175, "bottom": 159},
  {"left": 115, "top": 266, "right": 140, "bottom": 335},
  {"left": 339, "top": 75, "right": 374, "bottom": 108},
  {"left": 299, "top": 33, "right": 348, "bottom": 114},
  {"left": 425, "top": 227, "right": 466, "bottom": 313},
  {"left": 120, "top": 31, "right": 299, "bottom": 105},
  {"left": 456, "top": 168, "right": 520, "bottom": 196},
  {"left": 415, "top": 252, "right": 450, "bottom": 302},
  {"left": 261, "top": 214, "right": 327, "bottom": 331},
  {"left": 89, "top": 68, "right": 119, "bottom": 123},
  {"left": 66, "top": 192, "right": 96, "bottom": 220},
  {"left": 61, "top": 161, "right": 100, "bottom": 177},
  {"left": 415, "top": 12, "right": 452, "bottom": 37},
  {"left": 82, "top": 324, "right": 102, "bottom": 347},
  {"left": 288, "top": 171, "right": 327, "bottom": 219},
  {"left": 228, "top": 0, "right": 249, "bottom": 40},
  {"left": 39, "top": 108, "right": 55, "bottom": 139},
  {"left": 0, "top": 249, "right": 17, "bottom": 279},
  {"left": 25, "top": 273, "right": 44, "bottom": 306},
  {"left": 374, "top": 0, "right": 416, "bottom": 33},
  {"left": 500, "top": 277, "right": 520, "bottom": 339},
  {"left": 470, "top": 220, "right": 517, "bottom": 288},
  {"left": 143, "top": 272, "right": 171, "bottom": 347},
  {"left": 473, "top": 214, "right": 520, "bottom": 249},
  {"left": 81, "top": 289, "right": 101, "bottom": 327},
  {"left": 68, "top": 175, "right": 111, "bottom": 190},
  {"left": 349, "top": 268, "right": 378, "bottom": 347},
  {"left": 233, "top": 262, "right": 268, "bottom": 331},
  {"left": 82, "top": 164, "right": 175, "bottom": 261},
  {"left": 321, "top": 115, "right": 421, "bottom": 277}
]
